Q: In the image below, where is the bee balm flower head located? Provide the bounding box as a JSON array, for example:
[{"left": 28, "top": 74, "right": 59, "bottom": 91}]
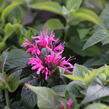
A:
[{"left": 22, "top": 32, "right": 74, "bottom": 80}]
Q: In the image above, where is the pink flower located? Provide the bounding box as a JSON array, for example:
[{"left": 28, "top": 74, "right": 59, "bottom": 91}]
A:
[
  {"left": 41, "top": 67, "right": 51, "bottom": 80},
  {"left": 60, "top": 99, "right": 74, "bottom": 109},
  {"left": 53, "top": 43, "right": 64, "bottom": 55},
  {"left": 22, "top": 39, "right": 40, "bottom": 55},
  {"left": 45, "top": 53, "right": 74, "bottom": 72},
  {"left": 60, "top": 58, "right": 74, "bottom": 73},
  {"left": 22, "top": 32, "right": 74, "bottom": 80},
  {"left": 28, "top": 56, "right": 51, "bottom": 80},
  {"left": 22, "top": 32, "right": 64, "bottom": 55},
  {"left": 28, "top": 52, "right": 73, "bottom": 80},
  {"left": 32, "top": 32, "right": 58, "bottom": 48},
  {"left": 60, "top": 103, "right": 65, "bottom": 109},
  {"left": 28, "top": 57, "right": 44, "bottom": 73},
  {"left": 67, "top": 99, "right": 74, "bottom": 109}
]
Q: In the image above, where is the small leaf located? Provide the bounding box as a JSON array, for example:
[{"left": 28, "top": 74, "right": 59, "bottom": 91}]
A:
[
  {"left": 73, "top": 64, "right": 90, "bottom": 77},
  {"left": 64, "top": 64, "right": 97, "bottom": 84},
  {"left": 30, "top": 1, "right": 63, "bottom": 15},
  {"left": 85, "top": 103, "right": 109, "bottom": 109},
  {"left": 45, "top": 18, "right": 64, "bottom": 30},
  {"left": 0, "top": 42, "right": 6, "bottom": 52},
  {"left": 6, "top": 74, "right": 19, "bottom": 92},
  {"left": 66, "top": 0, "right": 82, "bottom": 11},
  {"left": 1, "top": 2, "right": 22, "bottom": 23},
  {"left": 0, "top": 73, "right": 7, "bottom": 88},
  {"left": 83, "top": 30, "right": 109, "bottom": 49},
  {"left": 82, "top": 84, "right": 109, "bottom": 104},
  {"left": 3, "top": 23, "right": 14, "bottom": 42},
  {"left": 0, "top": 73, "right": 19, "bottom": 92},
  {"left": 3, "top": 23, "right": 24, "bottom": 42},
  {"left": 26, "top": 84, "right": 63, "bottom": 109},
  {"left": 71, "top": 8, "right": 102, "bottom": 25}
]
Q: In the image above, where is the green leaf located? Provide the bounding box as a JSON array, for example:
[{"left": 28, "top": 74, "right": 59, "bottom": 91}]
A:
[
  {"left": 26, "top": 84, "right": 63, "bottom": 109},
  {"left": 21, "top": 88, "right": 37, "bottom": 108},
  {"left": 30, "top": 1, "right": 63, "bottom": 15},
  {"left": 68, "top": 17, "right": 84, "bottom": 25},
  {"left": 71, "top": 8, "right": 102, "bottom": 25},
  {"left": 52, "top": 85, "right": 66, "bottom": 97},
  {"left": 82, "top": 84, "right": 109, "bottom": 104},
  {"left": 4, "top": 106, "right": 10, "bottom": 109},
  {"left": 66, "top": 81, "right": 85, "bottom": 97},
  {"left": 83, "top": 30, "right": 109, "bottom": 49},
  {"left": 77, "top": 28, "right": 90, "bottom": 40},
  {"left": 85, "top": 103, "right": 109, "bottom": 109},
  {"left": 0, "top": 42, "right": 6, "bottom": 52},
  {"left": 64, "top": 74, "right": 81, "bottom": 81},
  {"left": 100, "top": 4, "right": 109, "bottom": 30},
  {"left": 102, "top": 38, "right": 109, "bottom": 45},
  {"left": 83, "top": 55, "right": 109, "bottom": 67},
  {"left": 1, "top": 51, "right": 8, "bottom": 72},
  {"left": 1, "top": 2, "right": 22, "bottom": 23},
  {"left": 69, "top": 35, "right": 101, "bottom": 56},
  {"left": 99, "top": 4, "right": 109, "bottom": 44},
  {"left": 64, "top": 64, "right": 97, "bottom": 84},
  {"left": 6, "top": 49, "right": 30, "bottom": 70},
  {"left": 45, "top": 18, "right": 64, "bottom": 30},
  {"left": 0, "top": 73, "right": 7, "bottom": 88},
  {"left": 7, "top": 6, "right": 25, "bottom": 23},
  {"left": 6, "top": 74, "right": 19, "bottom": 92},
  {"left": 19, "top": 30, "right": 34, "bottom": 45},
  {"left": 73, "top": 64, "right": 90, "bottom": 77},
  {"left": 3, "top": 23, "right": 15, "bottom": 42},
  {"left": 66, "top": 0, "right": 82, "bottom": 11},
  {"left": 3, "top": 23, "right": 24, "bottom": 42},
  {"left": 102, "top": 108, "right": 109, "bottom": 109},
  {"left": 0, "top": 73, "right": 19, "bottom": 92}
]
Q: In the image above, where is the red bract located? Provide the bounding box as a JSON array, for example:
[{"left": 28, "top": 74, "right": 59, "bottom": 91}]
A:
[{"left": 22, "top": 32, "right": 74, "bottom": 80}]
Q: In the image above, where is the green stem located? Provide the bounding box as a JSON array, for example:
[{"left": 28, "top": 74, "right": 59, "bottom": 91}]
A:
[{"left": 5, "top": 89, "right": 9, "bottom": 107}]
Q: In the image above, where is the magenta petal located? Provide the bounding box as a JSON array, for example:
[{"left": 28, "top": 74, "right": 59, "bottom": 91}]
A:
[
  {"left": 67, "top": 99, "right": 74, "bottom": 109},
  {"left": 21, "top": 42, "right": 33, "bottom": 47}
]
